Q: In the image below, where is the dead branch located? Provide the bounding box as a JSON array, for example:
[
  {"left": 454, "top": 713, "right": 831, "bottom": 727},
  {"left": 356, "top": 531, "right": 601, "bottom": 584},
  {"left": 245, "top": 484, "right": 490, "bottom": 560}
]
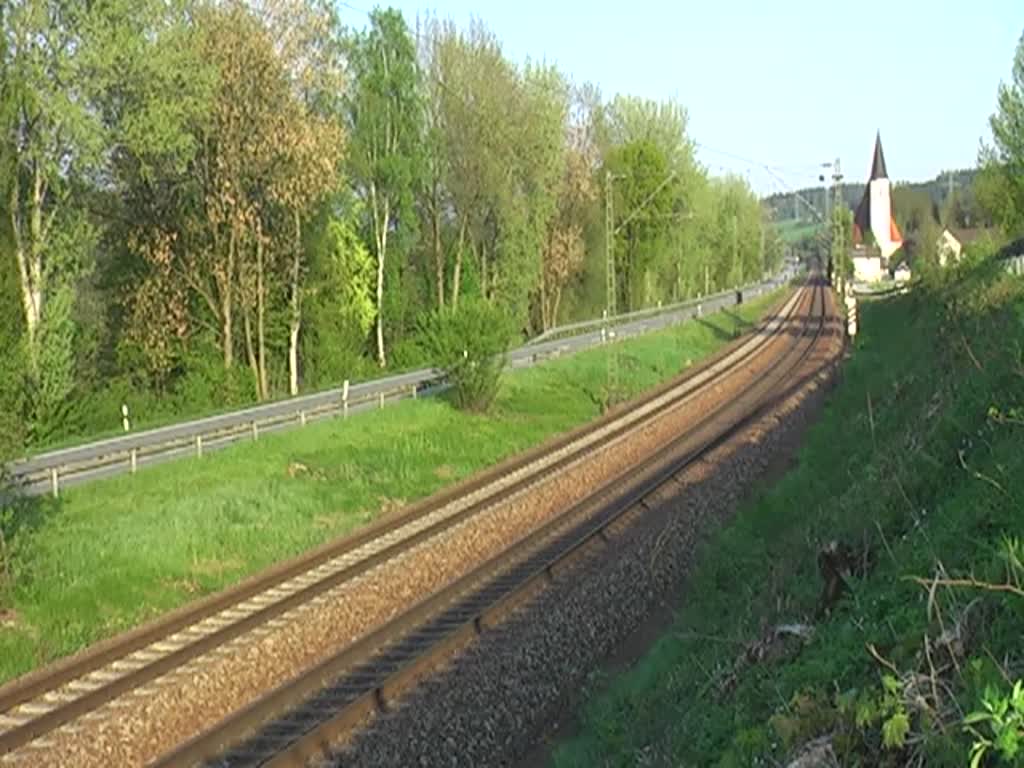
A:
[
  {"left": 866, "top": 389, "right": 877, "bottom": 451},
  {"left": 957, "top": 449, "right": 1009, "bottom": 497},
  {"left": 961, "top": 333, "right": 984, "bottom": 372},
  {"left": 874, "top": 520, "right": 897, "bottom": 566},
  {"left": 866, "top": 642, "right": 901, "bottom": 676},
  {"left": 906, "top": 575, "right": 1024, "bottom": 599}
]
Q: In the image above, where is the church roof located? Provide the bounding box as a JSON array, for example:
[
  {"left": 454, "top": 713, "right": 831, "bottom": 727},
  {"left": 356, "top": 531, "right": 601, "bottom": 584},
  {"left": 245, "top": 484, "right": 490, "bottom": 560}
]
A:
[
  {"left": 869, "top": 131, "right": 888, "bottom": 180},
  {"left": 852, "top": 132, "right": 901, "bottom": 247}
]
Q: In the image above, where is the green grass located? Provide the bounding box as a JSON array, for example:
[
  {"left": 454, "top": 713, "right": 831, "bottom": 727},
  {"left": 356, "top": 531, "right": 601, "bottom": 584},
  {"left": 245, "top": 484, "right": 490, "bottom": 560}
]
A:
[
  {"left": 552, "top": 261, "right": 1024, "bottom": 767},
  {"left": 0, "top": 292, "right": 783, "bottom": 685}
]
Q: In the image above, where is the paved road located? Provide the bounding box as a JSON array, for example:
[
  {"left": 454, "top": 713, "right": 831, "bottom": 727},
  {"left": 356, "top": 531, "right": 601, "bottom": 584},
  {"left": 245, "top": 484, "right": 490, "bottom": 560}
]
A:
[{"left": 8, "top": 274, "right": 795, "bottom": 497}]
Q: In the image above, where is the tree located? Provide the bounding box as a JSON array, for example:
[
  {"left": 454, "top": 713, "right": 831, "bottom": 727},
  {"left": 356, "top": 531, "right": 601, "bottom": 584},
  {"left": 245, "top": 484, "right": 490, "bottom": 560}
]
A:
[
  {"left": 432, "top": 19, "right": 516, "bottom": 310},
  {"left": 4, "top": 0, "right": 207, "bottom": 435},
  {"left": 301, "top": 207, "right": 376, "bottom": 387},
  {"left": 259, "top": 0, "right": 345, "bottom": 395},
  {"left": 539, "top": 86, "right": 599, "bottom": 330},
  {"left": 0, "top": 4, "right": 26, "bottom": 449},
  {"left": 605, "top": 140, "right": 679, "bottom": 310},
  {"left": 415, "top": 14, "right": 452, "bottom": 311},
  {"left": 495, "top": 62, "right": 568, "bottom": 328},
  {"left": 978, "top": 29, "right": 1024, "bottom": 238},
  {"left": 345, "top": 8, "right": 423, "bottom": 368}
]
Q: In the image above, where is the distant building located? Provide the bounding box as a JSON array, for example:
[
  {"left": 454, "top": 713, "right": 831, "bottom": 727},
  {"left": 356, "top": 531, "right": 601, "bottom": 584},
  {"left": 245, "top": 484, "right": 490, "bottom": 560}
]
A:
[
  {"left": 852, "top": 132, "right": 903, "bottom": 262},
  {"left": 997, "top": 237, "right": 1024, "bottom": 277},
  {"left": 851, "top": 246, "right": 885, "bottom": 283},
  {"left": 892, "top": 258, "right": 912, "bottom": 282},
  {"left": 937, "top": 228, "right": 993, "bottom": 267},
  {"left": 937, "top": 229, "right": 962, "bottom": 267}
]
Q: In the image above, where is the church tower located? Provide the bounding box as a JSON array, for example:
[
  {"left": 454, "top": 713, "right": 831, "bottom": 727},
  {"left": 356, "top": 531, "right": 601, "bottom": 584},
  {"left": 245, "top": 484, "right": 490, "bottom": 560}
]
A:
[{"left": 853, "top": 132, "right": 903, "bottom": 261}]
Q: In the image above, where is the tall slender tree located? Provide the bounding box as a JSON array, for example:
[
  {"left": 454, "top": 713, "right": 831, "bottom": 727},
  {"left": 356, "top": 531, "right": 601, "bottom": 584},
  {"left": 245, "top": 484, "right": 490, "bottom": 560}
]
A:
[{"left": 345, "top": 8, "right": 423, "bottom": 367}]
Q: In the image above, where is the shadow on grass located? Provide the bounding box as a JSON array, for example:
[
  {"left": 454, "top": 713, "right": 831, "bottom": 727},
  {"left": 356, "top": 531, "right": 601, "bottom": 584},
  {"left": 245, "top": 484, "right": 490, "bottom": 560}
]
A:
[
  {"left": 696, "top": 315, "right": 743, "bottom": 342},
  {"left": 1, "top": 480, "right": 62, "bottom": 601}
]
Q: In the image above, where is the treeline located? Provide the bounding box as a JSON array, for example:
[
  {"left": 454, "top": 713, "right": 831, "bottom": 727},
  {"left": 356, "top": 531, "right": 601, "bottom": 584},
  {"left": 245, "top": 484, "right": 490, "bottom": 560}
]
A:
[
  {"left": 0, "top": 1, "right": 781, "bottom": 452},
  {"left": 765, "top": 168, "right": 990, "bottom": 232}
]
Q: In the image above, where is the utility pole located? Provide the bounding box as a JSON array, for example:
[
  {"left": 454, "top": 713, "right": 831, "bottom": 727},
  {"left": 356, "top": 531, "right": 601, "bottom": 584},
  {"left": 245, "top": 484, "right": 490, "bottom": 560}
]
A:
[
  {"left": 604, "top": 170, "right": 618, "bottom": 394},
  {"left": 605, "top": 170, "right": 617, "bottom": 320},
  {"left": 820, "top": 160, "right": 837, "bottom": 283},
  {"left": 602, "top": 167, "right": 676, "bottom": 396},
  {"left": 830, "top": 158, "right": 844, "bottom": 289},
  {"left": 759, "top": 217, "right": 766, "bottom": 280},
  {"left": 732, "top": 213, "right": 740, "bottom": 286}
]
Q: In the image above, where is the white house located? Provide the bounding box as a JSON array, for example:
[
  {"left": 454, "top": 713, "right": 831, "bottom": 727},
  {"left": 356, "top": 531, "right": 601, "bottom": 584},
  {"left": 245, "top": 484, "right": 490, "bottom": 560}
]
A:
[
  {"left": 937, "top": 229, "right": 963, "bottom": 267},
  {"left": 851, "top": 249, "right": 885, "bottom": 283}
]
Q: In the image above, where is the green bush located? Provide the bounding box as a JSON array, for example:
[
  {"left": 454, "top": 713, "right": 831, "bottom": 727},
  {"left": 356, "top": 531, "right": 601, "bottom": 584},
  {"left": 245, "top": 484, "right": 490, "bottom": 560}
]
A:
[{"left": 419, "top": 298, "right": 513, "bottom": 412}]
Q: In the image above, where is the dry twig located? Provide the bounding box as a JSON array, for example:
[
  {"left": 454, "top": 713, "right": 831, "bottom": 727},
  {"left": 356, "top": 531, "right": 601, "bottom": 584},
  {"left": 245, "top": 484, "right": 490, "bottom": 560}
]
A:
[
  {"left": 961, "top": 332, "right": 984, "bottom": 371},
  {"left": 906, "top": 575, "right": 1024, "bottom": 599},
  {"left": 866, "top": 642, "right": 901, "bottom": 676}
]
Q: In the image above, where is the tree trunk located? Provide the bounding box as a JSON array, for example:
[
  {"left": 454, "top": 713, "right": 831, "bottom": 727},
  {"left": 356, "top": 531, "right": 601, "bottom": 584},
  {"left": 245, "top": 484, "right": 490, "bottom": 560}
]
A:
[
  {"left": 223, "top": 224, "right": 236, "bottom": 369},
  {"left": 10, "top": 173, "right": 40, "bottom": 376},
  {"left": 480, "top": 243, "right": 489, "bottom": 302},
  {"left": 452, "top": 220, "right": 465, "bottom": 310},
  {"left": 551, "top": 286, "right": 562, "bottom": 331},
  {"left": 243, "top": 309, "right": 260, "bottom": 400},
  {"left": 256, "top": 223, "right": 268, "bottom": 400},
  {"left": 375, "top": 196, "right": 389, "bottom": 368},
  {"left": 288, "top": 211, "right": 302, "bottom": 397},
  {"left": 432, "top": 187, "right": 444, "bottom": 309},
  {"left": 539, "top": 267, "right": 549, "bottom": 331},
  {"left": 540, "top": 229, "right": 553, "bottom": 331}
]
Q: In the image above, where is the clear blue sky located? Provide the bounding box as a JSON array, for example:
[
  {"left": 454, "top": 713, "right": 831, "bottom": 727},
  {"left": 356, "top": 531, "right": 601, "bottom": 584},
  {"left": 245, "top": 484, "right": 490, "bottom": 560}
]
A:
[{"left": 344, "top": 1, "right": 1022, "bottom": 196}]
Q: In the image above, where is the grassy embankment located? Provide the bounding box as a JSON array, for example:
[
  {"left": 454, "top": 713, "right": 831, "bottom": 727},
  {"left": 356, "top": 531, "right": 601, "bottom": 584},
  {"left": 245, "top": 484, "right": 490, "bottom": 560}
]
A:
[
  {"left": 0, "top": 291, "right": 784, "bottom": 685},
  {"left": 553, "top": 260, "right": 1024, "bottom": 767},
  {"left": 776, "top": 218, "right": 820, "bottom": 245}
]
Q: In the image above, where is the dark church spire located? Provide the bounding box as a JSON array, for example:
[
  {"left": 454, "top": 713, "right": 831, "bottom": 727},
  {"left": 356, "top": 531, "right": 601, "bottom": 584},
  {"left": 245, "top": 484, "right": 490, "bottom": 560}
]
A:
[{"left": 870, "top": 131, "right": 888, "bottom": 180}]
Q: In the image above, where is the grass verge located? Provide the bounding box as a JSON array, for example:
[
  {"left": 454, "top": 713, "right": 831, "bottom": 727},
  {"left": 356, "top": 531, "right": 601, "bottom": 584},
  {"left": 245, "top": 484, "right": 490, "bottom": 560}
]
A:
[
  {"left": 552, "top": 260, "right": 1024, "bottom": 767},
  {"left": 0, "top": 291, "right": 783, "bottom": 685}
]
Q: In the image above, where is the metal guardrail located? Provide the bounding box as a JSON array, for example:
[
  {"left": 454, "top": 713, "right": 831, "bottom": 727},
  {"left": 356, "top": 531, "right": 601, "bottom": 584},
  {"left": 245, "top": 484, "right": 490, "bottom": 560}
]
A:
[
  {"left": 526, "top": 287, "right": 737, "bottom": 346},
  {"left": 8, "top": 275, "right": 791, "bottom": 497}
]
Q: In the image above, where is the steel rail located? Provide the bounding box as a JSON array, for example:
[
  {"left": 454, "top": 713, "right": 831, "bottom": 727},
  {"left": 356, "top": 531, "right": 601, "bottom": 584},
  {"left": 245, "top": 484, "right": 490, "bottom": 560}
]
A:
[
  {"left": 0, "top": 285, "right": 800, "bottom": 757},
  {"left": 151, "top": 280, "right": 833, "bottom": 768}
]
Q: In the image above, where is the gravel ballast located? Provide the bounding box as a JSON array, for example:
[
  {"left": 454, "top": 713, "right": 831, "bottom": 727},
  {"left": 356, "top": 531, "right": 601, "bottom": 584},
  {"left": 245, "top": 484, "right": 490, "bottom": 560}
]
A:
[{"left": 332, "top": 313, "right": 843, "bottom": 768}]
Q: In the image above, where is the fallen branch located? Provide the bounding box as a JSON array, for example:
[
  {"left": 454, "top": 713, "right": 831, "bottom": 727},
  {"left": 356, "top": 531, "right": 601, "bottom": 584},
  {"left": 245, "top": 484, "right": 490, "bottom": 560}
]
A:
[
  {"left": 957, "top": 449, "right": 1009, "bottom": 497},
  {"left": 906, "top": 575, "right": 1024, "bottom": 599},
  {"left": 961, "top": 332, "right": 984, "bottom": 372},
  {"left": 866, "top": 642, "right": 901, "bottom": 676}
]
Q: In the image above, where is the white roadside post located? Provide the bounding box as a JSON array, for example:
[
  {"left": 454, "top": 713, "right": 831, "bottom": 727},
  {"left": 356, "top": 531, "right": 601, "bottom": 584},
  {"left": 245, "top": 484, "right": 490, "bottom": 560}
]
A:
[
  {"left": 844, "top": 283, "right": 858, "bottom": 339},
  {"left": 342, "top": 379, "right": 350, "bottom": 419},
  {"left": 122, "top": 404, "right": 137, "bottom": 474}
]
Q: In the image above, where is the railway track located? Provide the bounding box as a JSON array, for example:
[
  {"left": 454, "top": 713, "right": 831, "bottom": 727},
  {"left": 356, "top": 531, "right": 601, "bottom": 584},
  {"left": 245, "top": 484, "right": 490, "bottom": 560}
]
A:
[
  {"left": 0, "top": 280, "right": 826, "bottom": 767},
  {"left": 153, "top": 279, "right": 833, "bottom": 768}
]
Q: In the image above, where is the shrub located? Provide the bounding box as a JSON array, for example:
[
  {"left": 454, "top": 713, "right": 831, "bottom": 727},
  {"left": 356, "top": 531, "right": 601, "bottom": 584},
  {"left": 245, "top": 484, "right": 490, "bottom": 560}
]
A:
[{"left": 419, "top": 298, "right": 513, "bottom": 412}]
